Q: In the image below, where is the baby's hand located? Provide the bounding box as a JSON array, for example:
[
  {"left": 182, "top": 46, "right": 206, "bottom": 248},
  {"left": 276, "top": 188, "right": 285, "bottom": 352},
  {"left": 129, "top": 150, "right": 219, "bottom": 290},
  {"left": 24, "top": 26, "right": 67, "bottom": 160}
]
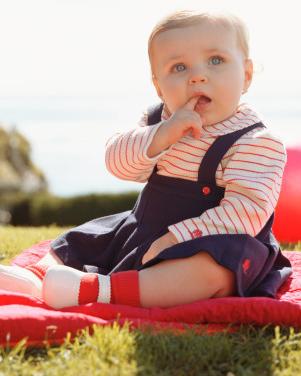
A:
[
  {"left": 163, "top": 96, "right": 203, "bottom": 144},
  {"left": 147, "top": 97, "right": 202, "bottom": 158},
  {"left": 141, "top": 231, "right": 178, "bottom": 264}
]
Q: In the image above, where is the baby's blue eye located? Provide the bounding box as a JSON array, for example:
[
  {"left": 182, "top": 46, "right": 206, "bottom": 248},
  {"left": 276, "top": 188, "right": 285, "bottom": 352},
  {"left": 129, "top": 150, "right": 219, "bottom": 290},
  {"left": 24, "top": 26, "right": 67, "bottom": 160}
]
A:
[
  {"left": 209, "top": 56, "right": 223, "bottom": 65},
  {"left": 172, "top": 63, "right": 186, "bottom": 72}
]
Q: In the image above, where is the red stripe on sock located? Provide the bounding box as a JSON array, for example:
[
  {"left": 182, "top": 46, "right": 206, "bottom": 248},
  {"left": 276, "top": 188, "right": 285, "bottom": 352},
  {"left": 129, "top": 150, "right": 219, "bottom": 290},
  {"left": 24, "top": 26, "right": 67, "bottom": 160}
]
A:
[
  {"left": 78, "top": 274, "right": 99, "bottom": 305},
  {"left": 111, "top": 271, "right": 140, "bottom": 307},
  {"left": 25, "top": 264, "right": 49, "bottom": 280}
]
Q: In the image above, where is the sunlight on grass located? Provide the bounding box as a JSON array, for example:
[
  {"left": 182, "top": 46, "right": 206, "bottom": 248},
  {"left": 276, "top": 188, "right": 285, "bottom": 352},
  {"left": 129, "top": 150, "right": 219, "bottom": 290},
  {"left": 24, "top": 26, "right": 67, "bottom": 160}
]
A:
[
  {"left": 2, "top": 325, "right": 301, "bottom": 375},
  {"left": 0, "top": 226, "right": 68, "bottom": 263}
]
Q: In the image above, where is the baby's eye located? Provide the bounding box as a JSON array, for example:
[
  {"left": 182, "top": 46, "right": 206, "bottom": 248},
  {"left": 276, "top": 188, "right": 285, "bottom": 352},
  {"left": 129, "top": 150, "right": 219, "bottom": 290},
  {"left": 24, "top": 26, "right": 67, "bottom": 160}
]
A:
[
  {"left": 209, "top": 56, "right": 224, "bottom": 65},
  {"left": 172, "top": 63, "right": 186, "bottom": 73}
]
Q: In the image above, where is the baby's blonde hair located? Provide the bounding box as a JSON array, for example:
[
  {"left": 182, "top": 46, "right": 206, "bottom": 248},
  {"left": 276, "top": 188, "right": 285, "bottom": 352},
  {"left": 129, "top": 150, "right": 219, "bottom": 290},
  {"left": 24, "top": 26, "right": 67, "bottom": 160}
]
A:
[{"left": 148, "top": 10, "right": 250, "bottom": 75}]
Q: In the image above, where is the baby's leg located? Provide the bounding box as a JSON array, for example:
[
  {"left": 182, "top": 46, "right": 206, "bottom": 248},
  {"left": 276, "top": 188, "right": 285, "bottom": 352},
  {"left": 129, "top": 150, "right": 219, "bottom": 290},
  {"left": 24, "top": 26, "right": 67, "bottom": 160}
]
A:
[
  {"left": 42, "top": 251, "right": 235, "bottom": 309},
  {"left": 0, "top": 265, "right": 43, "bottom": 297},
  {"left": 139, "top": 251, "right": 236, "bottom": 308},
  {"left": 0, "top": 249, "right": 63, "bottom": 297}
]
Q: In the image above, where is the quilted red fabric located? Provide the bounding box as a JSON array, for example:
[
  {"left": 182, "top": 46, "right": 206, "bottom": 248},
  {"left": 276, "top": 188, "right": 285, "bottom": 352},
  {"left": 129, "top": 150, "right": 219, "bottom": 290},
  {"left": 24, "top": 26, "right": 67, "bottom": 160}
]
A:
[{"left": 0, "top": 240, "right": 300, "bottom": 347}]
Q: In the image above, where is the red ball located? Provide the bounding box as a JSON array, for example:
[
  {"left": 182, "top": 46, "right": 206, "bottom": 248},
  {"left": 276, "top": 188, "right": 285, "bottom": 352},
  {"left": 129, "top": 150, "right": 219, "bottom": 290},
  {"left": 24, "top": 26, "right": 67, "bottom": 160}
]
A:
[{"left": 273, "top": 147, "right": 301, "bottom": 243}]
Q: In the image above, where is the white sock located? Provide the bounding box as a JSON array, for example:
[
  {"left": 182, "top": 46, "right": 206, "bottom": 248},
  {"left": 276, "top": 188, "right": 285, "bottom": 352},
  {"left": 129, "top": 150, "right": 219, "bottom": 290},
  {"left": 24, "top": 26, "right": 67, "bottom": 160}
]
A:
[{"left": 0, "top": 264, "right": 42, "bottom": 298}]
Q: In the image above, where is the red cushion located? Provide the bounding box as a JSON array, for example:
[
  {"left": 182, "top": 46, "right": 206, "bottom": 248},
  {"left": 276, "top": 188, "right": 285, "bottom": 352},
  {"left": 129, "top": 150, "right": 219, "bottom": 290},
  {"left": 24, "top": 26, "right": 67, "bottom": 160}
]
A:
[{"left": 0, "top": 240, "right": 300, "bottom": 346}]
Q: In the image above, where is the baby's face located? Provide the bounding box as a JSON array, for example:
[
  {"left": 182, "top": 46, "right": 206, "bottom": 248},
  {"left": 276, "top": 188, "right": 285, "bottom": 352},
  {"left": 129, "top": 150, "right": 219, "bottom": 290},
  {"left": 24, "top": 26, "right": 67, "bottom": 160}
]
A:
[{"left": 151, "top": 22, "right": 253, "bottom": 126}]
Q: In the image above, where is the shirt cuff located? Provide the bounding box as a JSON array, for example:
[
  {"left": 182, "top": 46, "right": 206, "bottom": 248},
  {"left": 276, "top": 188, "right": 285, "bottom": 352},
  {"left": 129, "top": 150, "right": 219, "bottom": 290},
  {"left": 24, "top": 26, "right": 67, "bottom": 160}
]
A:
[{"left": 168, "top": 219, "right": 204, "bottom": 243}]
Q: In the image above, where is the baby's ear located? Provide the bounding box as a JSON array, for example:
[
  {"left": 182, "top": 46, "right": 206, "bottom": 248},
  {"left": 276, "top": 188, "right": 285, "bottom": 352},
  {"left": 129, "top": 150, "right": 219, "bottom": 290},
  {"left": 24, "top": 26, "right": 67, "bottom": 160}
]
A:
[
  {"left": 243, "top": 59, "right": 253, "bottom": 92},
  {"left": 152, "top": 75, "right": 163, "bottom": 99}
]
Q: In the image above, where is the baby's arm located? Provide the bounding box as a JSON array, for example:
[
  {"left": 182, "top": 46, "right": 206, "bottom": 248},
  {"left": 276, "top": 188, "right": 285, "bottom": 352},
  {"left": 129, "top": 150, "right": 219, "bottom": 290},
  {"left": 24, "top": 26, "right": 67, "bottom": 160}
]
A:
[
  {"left": 147, "top": 97, "right": 201, "bottom": 157},
  {"left": 106, "top": 97, "right": 202, "bottom": 182},
  {"left": 105, "top": 112, "right": 169, "bottom": 182},
  {"left": 168, "top": 129, "right": 287, "bottom": 242}
]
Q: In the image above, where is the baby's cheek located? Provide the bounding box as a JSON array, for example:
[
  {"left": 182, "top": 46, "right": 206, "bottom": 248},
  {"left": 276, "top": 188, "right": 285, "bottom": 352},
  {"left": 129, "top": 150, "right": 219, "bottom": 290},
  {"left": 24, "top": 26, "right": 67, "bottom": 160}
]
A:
[
  {"left": 172, "top": 94, "right": 188, "bottom": 112},
  {"left": 163, "top": 96, "right": 181, "bottom": 114},
  {"left": 161, "top": 80, "right": 187, "bottom": 112}
]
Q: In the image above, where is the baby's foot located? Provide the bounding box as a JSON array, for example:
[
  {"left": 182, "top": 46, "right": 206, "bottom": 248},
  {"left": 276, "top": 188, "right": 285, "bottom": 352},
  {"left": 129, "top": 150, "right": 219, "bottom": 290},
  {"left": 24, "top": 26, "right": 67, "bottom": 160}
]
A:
[
  {"left": 0, "top": 264, "right": 42, "bottom": 298},
  {"left": 43, "top": 265, "right": 97, "bottom": 309},
  {"left": 43, "top": 265, "right": 111, "bottom": 309}
]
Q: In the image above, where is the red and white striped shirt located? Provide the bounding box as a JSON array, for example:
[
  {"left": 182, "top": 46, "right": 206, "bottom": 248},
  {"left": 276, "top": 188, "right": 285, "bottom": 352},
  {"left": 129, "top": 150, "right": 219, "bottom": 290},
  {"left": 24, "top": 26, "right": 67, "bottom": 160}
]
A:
[{"left": 105, "top": 104, "right": 286, "bottom": 243}]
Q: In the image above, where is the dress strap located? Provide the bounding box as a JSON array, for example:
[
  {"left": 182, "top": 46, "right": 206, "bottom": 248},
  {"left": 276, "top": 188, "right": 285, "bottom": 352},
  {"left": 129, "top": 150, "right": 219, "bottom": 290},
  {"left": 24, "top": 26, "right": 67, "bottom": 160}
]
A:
[
  {"left": 197, "top": 122, "right": 265, "bottom": 184},
  {"left": 147, "top": 103, "right": 164, "bottom": 125}
]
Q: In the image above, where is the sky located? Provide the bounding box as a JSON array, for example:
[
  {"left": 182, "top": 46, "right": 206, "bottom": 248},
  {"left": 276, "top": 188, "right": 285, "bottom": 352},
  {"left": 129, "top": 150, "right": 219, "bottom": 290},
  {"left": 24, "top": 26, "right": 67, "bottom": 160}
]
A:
[{"left": 0, "top": 0, "right": 300, "bottom": 99}]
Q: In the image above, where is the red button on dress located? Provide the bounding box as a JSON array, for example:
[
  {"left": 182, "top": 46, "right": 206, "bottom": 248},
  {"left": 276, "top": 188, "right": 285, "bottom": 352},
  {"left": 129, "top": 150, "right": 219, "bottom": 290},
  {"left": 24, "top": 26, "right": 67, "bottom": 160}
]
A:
[
  {"left": 242, "top": 259, "right": 251, "bottom": 273},
  {"left": 202, "top": 186, "right": 211, "bottom": 195},
  {"left": 192, "top": 229, "right": 202, "bottom": 238}
]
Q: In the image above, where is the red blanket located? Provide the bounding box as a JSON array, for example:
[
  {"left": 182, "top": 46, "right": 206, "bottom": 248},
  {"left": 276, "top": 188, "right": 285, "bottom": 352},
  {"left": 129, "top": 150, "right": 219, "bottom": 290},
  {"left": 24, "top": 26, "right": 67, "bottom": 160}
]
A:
[{"left": 0, "top": 240, "right": 300, "bottom": 347}]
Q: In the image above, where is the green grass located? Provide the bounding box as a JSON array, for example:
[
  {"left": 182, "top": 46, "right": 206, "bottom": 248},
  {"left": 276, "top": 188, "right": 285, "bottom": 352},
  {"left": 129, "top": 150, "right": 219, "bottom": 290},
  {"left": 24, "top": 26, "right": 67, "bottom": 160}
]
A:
[{"left": 0, "top": 226, "right": 301, "bottom": 376}]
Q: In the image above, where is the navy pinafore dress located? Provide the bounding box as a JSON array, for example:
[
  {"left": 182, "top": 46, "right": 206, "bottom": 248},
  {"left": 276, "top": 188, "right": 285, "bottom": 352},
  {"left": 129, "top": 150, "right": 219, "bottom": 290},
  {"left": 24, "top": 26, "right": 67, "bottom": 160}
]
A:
[{"left": 51, "top": 104, "right": 292, "bottom": 298}]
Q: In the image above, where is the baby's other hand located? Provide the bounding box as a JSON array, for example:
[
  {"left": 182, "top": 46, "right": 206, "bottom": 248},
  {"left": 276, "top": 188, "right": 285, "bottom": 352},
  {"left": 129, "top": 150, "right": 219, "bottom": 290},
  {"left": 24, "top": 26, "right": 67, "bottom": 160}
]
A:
[{"left": 142, "top": 232, "right": 178, "bottom": 264}]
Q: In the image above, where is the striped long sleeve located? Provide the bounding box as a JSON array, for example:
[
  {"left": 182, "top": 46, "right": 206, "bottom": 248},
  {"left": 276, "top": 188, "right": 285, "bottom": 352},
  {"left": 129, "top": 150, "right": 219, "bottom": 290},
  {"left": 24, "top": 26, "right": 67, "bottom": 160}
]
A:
[{"left": 105, "top": 114, "right": 171, "bottom": 182}]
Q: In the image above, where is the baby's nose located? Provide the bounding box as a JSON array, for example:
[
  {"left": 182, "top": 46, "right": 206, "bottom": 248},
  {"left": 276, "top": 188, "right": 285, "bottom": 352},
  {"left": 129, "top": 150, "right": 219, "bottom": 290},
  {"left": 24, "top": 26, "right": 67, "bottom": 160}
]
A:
[{"left": 188, "top": 67, "right": 208, "bottom": 84}]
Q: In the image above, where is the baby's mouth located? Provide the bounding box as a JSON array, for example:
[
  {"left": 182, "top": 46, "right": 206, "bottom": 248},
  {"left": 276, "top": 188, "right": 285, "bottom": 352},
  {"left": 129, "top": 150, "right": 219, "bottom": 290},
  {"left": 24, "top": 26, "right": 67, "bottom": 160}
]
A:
[
  {"left": 195, "top": 95, "right": 211, "bottom": 106},
  {"left": 194, "top": 95, "right": 212, "bottom": 113}
]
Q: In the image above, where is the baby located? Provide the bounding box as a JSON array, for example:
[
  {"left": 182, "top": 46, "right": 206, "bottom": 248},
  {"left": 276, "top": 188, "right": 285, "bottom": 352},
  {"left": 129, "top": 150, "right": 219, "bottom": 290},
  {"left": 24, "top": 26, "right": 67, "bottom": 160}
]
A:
[{"left": 0, "top": 11, "right": 292, "bottom": 309}]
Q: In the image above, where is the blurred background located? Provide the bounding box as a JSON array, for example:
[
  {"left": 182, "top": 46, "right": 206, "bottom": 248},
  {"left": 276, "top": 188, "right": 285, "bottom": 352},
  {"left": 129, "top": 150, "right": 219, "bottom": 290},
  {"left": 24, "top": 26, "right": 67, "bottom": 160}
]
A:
[{"left": 0, "top": 0, "right": 300, "bottom": 226}]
